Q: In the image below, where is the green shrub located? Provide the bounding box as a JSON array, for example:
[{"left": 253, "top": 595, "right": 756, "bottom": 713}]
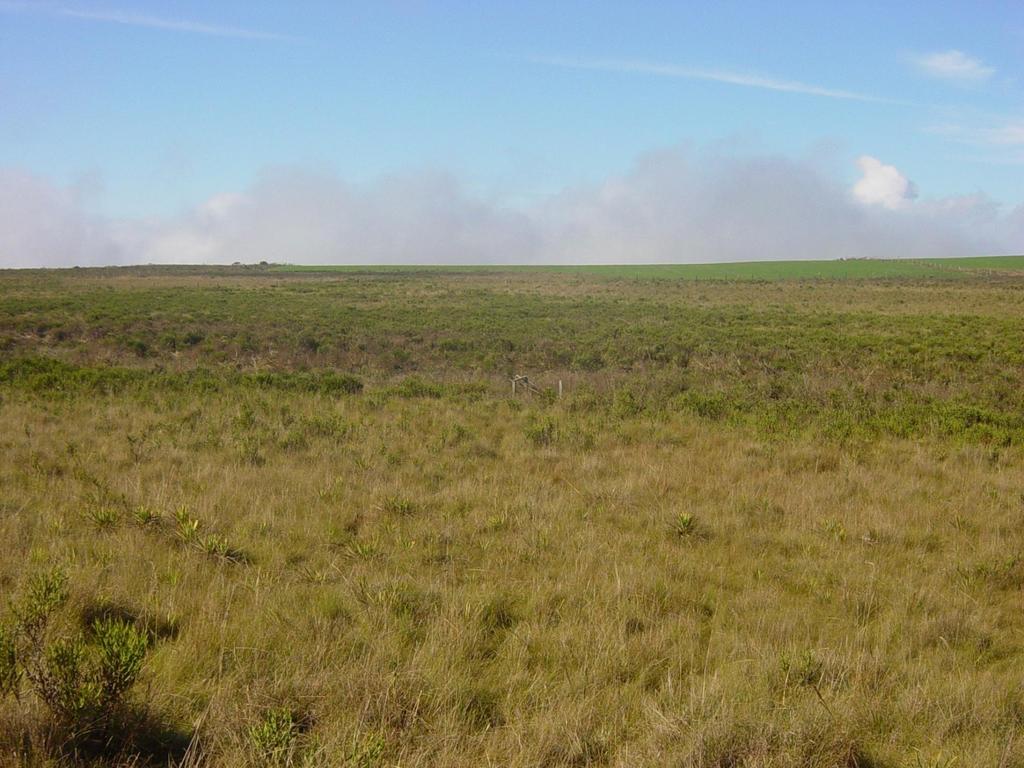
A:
[
  {"left": 391, "top": 376, "right": 443, "bottom": 399},
  {"left": 524, "top": 415, "right": 558, "bottom": 447},
  {"left": 39, "top": 635, "right": 100, "bottom": 725},
  {"left": 611, "top": 387, "right": 644, "bottom": 419},
  {"left": 3, "top": 569, "right": 152, "bottom": 747},
  {"left": 14, "top": 568, "right": 69, "bottom": 640},
  {"left": 676, "top": 390, "right": 732, "bottom": 420}
]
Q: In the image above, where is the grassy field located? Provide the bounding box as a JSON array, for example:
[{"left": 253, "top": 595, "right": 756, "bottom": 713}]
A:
[
  {"left": 271, "top": 254, "right": 1024, "bottom": 280},
  {"left": 2, "top": 259, "right": 1024, "bottom": 766}
]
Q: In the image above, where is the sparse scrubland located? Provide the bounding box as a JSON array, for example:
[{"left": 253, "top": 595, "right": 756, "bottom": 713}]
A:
[{"left": 2, "top": 258, "right": 1024, "bottom": 766}]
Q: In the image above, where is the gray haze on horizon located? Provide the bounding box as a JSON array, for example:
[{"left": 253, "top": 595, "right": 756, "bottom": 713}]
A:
[{"left": 1, "top": 147, "right": 1022, "bottom": 268}]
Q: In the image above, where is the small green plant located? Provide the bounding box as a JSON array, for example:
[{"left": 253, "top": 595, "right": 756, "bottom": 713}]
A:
[
  {"left": 611, "top": 387, "right": 644, "bottom": 419},
  {"left": 248, "top": 707, "right": 299, "bottom": 766},
  {"left": 128, "top": 339, "right": 150, "bottom": 358},
  {"left": 200, "top": 533, "right": 248, "bottom": 563},
  {"left": 671, "top": 511, "right": 699, "bottom": 538},
  {"left": 174, "top": 506, "right": 200, "bottom": 542},
  {"left": 299, "top": 334, "right": 322, "bottom": 354},
  {"left": 132, "top": 504, "right": 161, "bottom": 527},
  {"left": 85, "top": 505, "right": 120, "bottom": 529},
  {"left": 201, "top": 534, "right": 229, "bottom": 558},
  {"left": 340, "top": 539, "right": 381, "bottom": 561}
]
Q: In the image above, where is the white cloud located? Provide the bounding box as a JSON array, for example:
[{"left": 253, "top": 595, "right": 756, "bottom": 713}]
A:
[
  {"left": 531, "top": 55, "right": 888, "bottom": 102},
  {"left": 537, "top": 151, "right": 988, "bottom": 263},
  {"left": 1, "top": 149, "right": 1021, "bottom": 269},
  {"left": 852, "top": 156, "right": 918, "bottom": 210},
  {"left": 914, "top": 50, "right": 995, "bottom": 83}
]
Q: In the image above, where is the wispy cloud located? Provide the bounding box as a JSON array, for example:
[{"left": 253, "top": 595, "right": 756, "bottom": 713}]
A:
[
  {"left": 0, "top": 2, "right": 295, "bottom": 41},
  {"left": 914, "top": 50, "right": 994, "bottom": 83},
  {"left": 529, "top": 55, "right": 893, "bottom": 103}
]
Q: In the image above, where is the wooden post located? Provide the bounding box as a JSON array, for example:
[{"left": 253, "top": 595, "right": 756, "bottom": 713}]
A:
[
  {"left": 558, "top": 380, "right": 563, "bottom": 399},
  {"left": 512, "top": 377, "right": 517, "bottom": 396}
]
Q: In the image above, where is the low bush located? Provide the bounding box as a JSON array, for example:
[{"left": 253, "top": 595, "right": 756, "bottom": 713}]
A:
[{"left": 1, "top": 568, "right": 166, "bottom": 758}]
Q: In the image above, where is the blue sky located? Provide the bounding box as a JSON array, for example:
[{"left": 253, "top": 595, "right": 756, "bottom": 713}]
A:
[{"left": 1, "top": 1, "right": 1022, "bottom": 265}]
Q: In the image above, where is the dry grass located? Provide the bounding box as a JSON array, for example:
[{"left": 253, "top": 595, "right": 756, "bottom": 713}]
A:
[
  {"left": 2, "top": 266, "right": 1024, "bottom": 765},
  {"left": 2, "top": 390, "right": 1023, "bottom": 766}
]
